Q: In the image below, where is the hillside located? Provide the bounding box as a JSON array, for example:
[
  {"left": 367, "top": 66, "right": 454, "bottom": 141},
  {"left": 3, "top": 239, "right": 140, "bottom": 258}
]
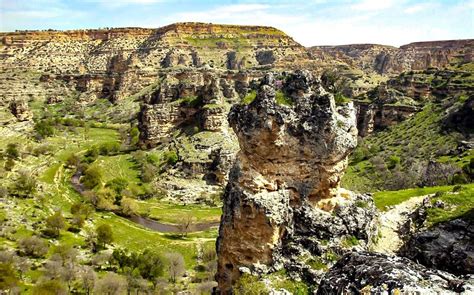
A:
[{"left": 0, "top": 22, "right": 473, "bottom": 294}]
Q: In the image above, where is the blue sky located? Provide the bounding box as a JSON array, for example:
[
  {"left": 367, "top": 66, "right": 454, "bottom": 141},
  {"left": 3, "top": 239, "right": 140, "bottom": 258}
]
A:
[{"left": 1, "top": 0, "right": 472, "bottom": 46}]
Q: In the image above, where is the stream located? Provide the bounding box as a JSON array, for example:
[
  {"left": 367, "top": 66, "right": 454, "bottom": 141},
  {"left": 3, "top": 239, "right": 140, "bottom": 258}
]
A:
[{"left": 70, "top": 170, "right": 219, "bottom": 233}]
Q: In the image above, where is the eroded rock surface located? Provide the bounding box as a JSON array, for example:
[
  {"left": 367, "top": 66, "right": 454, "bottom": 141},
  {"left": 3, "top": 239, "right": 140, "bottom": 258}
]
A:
[
  {"left": 317, "top": 251, "right": 474, "bottom": 294},
  {"left": 216, "top": 71, "right": 378, "bottom": 292}
]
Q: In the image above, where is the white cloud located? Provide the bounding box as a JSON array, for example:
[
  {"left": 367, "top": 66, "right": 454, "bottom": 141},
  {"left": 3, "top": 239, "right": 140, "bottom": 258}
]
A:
[
  {"left": 404, "top": 2, "right": 436, "bottom": 14},
  {"left": 350, "top": 0, "right": 395, "bottom": 11}
]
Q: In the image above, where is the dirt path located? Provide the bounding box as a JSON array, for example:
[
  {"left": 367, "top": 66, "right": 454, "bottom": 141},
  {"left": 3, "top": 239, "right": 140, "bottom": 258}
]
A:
[{"left": 373, "top": 195, "right": 429, "bottom": 254}]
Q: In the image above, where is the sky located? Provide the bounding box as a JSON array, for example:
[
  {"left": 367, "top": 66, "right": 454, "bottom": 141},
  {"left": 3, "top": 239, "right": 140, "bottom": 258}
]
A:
[{"left": 0, "top": 0, "right": 473, "bottom": 46}]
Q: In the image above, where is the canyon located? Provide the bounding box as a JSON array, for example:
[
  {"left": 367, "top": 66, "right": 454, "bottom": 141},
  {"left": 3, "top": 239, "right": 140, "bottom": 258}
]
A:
[{"left": 0, "top": 22, "right": 473, "bottom": 294}]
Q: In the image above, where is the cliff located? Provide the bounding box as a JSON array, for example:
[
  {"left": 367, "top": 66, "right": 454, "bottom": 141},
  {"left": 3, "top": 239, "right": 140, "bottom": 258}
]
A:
[{"left": 313, "top": 39, "right": 473, "bottom": 75}]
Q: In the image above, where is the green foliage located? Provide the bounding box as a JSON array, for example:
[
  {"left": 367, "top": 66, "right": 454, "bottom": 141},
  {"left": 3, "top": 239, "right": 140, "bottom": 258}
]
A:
[
  {"left": 234, "top": 274, "right": 268, "bottom": 295},
  {"left": 387, "top": 155, "right": 401, "bottom": 169},
  {"left": 268, "top": 270, "right": 309, "bottom": 294},
  {"left": 105, "top": 178, "right": 128, "bottom": 195},
  {"left": 275, "top": 90, "right": 293, "bottom": 106},
  {"left": 32, "top": 279, "right": 66, "bottom": 295},
  {"left": 45, "top": 210, "right": 66, "bottom": 238},
  {"left": 5, "top": 143, "right": 19, "bottom": 159},
  {"left": 96, "top": 224, "right": 114, "bottom": 248},
  {"left": 130, "top": 126, "right": 140, "bottom": 147},
  {"left": 12, "top": 170, "right": 37, "bottom": 198},
  {"left": 83, "top": 146, "right": 99, "bottom": 163},
  {"left": 34, "top": 119, "right": 55, "bottom": 138},
  {"left": 18, "top": 236, "right": 49, "bottom": 258},
  {"left": 242, "top": 90, "right": 257, "bottom": 105},
  {"left": 342, "top": 235, "right": 359, "bottom": 248},
  {"left": 334, "top": 93, "right": 351, "bottom": 105},
  {"left": 81, "top": 166, "right": 102, "bottom": 189},
  {"left": 164, "top": 150, "right": 178, "bottom": 165},
  {"left": 0, "top": 262, "right": 19, "bottom": 291},
  {"left": 308, "top": 256, "right": 328, "bottom": 270},
  {"left": 179, "top": 96, "right": 202, "bottom": 108},
  {"left": 427, "top": 184, "right": 474, "bottom": 225},
  {"left": 98, "top": 142, "right": 121, "bottom": 156}
]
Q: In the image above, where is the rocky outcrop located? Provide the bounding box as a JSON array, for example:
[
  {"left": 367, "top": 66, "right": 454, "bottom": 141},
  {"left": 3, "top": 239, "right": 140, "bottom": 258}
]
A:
[
  {"left": 9, "top": 100, "right": 32, "bottom": 121},
  {"left": 317, "top": 251, "right": 474, "bottom": 294},
  {"left": 314, "top": 40, "right": 473, "bottom": 75},
  {"left": 216, "top": 71, "right": 378, "bottom": 292},
  {"left": 400, "top": 215, "right": 474, "bottom": 276}
]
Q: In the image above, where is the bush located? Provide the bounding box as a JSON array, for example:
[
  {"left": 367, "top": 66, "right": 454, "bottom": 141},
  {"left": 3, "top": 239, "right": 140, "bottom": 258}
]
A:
[
  {"left": 81, "top": 166, "right": 102, "bottom": 189},
  {"left": 12, "top": 170, "right": 37, "bottom": 198},
  {"left": 99, "top": 142, "right": 120, "bottom": 156},
  {"left": 5, "top": 143, "right": 19, "bottom": 159},
  {"left": 96, "top": 224, "right": 113, "bottom": 248},
  {"left": 242, "top": 90, "right": 257, "bottom": 105},
  {"left": 164, "top": 150, "right": 178, "bottom": 165},
  {"left": 105, "top": 178, "right": 128, "bottom": 195},
  {"left": 275, "top": 90, "right": 293, "bottom": 106},
  {"left": 34, "top": 119, "right": 55, "bottom": 138},
  {"left": 18, "top": 236, "right": 48, "bottom": 258},
  {"left": 334, "top": 93, "right": 351, "bottom": 106},
  {"left": 45, "top": 211, "right": 66, "bottom": 238},
  {"left": 387, "top": 155, "right": 401, "bottom": 169},
  {"left": 83, "top": 147, "right": 99, "bottom": 163},
  {"left": 234, "top": 274, "right": 267, "bottom": 295}
]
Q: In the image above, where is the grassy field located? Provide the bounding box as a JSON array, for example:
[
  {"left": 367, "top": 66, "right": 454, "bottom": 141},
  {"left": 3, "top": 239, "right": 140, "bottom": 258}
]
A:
[{"left": 137, "top": 200, "right": 222, "bottom": 224}]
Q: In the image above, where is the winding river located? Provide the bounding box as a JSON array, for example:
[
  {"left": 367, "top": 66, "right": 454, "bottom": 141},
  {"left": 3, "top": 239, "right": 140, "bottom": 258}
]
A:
[{"left": 70, "top": 170, "right": 219, "bottom": 233}]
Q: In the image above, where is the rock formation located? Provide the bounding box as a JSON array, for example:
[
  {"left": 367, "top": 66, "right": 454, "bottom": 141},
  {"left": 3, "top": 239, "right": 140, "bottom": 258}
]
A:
[
  {"left": 317, "top": 251, "right": 474, "bottom": 294},
  {"left": 313, "top": 40, "right": 473, "bottom": 75},
  {"left": 216, "top": 71, "right": 378, "bottom": 292}
]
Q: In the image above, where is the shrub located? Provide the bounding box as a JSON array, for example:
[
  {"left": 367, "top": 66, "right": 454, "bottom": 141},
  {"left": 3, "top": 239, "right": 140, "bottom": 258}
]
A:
[
  {"left": 45, "top": 211, "right": 66, "bottom": 238},
  {"left": 5, "top": 143, "right": 19, "bottom": 159},
  {"left": 387, "top": 155, "right": 401, "bottom": 169},
  {"left": 164, "top": 150, "right": 178, "bottom": 165},
  {"left": 83, "top": 147, "right": 99, "bottom": 163},
  {"left": 18, "top": 236, "right": 48, "bottom": 258},
  {"left": 275, "top": 90, "right": 293, "bottom": 106},
  {"left": 99, "top": 142, "right": 120, "bottom": 156},
  {"left": 242, "top": 90, "right": 257, "bottom": 105},
  {"left": 234, "top": 273, "right": 267, "bottom": 295},
  {"left": 334, "top": 93, "right": 351, "bottom": 106},
  {"left": 34, "top": 119, "right": 55, "bottom": 138},
  {"left": 96, "top": 224, "right": 113, "bottom": 248},
  {"left": 342, "top": 235, "right": 359, "bottom": 248},
  {"left": 105, "top": 178, "right": 128, "bottom": 195},
  {"left": 81, "top": 166, "right": 102, "bottom": 189},
  {"left": 12, "top": 170, "right": 37, "bottom": 198}
]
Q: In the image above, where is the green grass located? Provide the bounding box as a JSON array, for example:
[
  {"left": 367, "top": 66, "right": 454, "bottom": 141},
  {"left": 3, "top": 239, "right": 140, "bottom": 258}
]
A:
[
  {"left": 427, "top": 184, "right": 474, "bottom": 225},
  {"left": 373, "top": 184, "right": 456, "bottom": 210},
  {"left": 242, "top": 90, "right": 257, "bottom": 105},
  {"left": 275, "top": 90, "right": 293, "bottom": 106},
  {"left": 137, "top": 200, "right": 221, "bottom": 224}
]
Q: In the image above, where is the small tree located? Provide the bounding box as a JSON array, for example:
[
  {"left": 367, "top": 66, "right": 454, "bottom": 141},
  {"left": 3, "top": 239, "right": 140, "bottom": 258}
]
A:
[
  {"left": 32, "top": 279, "right": 67, "bottom": 295},
  {"left": 166, "top": 252, "right": 185, "bottom": 283},
  {"left": 81, "top": 166, "right": 102, "bottom": 189},
  {"left": 96, "top": 224, "right": 113, "bottom": 249},
  {"left": 0, "top": 262, "right": 19, "bottom": 291},
  {"left": 138, "top": 249, "right": 165, "bottom": 287},
  {"left": 45, "top": 211, "right": 66, "bottom": 238},
  {"left": 5, "top": 143, "right": 19, "bottom": 159},
  {"left": 177, "top": 214, "right": 194, "bottom": 237},
  {"left": 18, "top": 236, "right": 49, "bottom": 258},
  {"left": 94, "top": 272, "right": 127, "bottom": 295},
  {"left": 13, "top": 170, "right": 37, "bottom": 198},
  {"left": 80, "top": 266, "right": 97, "bottom": 295},
  {"left": 120, "top": 197, "right": 138, "bottom": 217}
]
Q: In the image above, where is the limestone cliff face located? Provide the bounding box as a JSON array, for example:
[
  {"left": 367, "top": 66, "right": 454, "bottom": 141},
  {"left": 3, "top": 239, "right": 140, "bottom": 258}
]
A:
[
  {"left": 216, "top": 71, "right": 378, "bottom": 291},
  {"left": 0, "top": 23, "right": 323, "bottom": 106},
  {"left": 313, "top": 39, "right": 473, "bottom": 75}
]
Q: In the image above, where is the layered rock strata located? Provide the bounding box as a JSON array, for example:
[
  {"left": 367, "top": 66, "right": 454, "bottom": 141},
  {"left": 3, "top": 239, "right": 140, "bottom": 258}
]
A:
[{"left": 216, "top": 71, "right": 378, "bottom": 292}]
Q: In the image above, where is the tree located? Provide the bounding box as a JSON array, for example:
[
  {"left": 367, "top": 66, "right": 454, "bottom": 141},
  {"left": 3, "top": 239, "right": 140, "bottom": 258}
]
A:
[
  {"left": 13, "top": 170, "right": 37, "bottom": 198},
  {"left": 32, "top": 279, "right": 67, "bottom": 295},
  {"left": 65, "top": 153, "right": 81, "bottom": 168},
  {"left": 94, "top": 272, "right": 127, "bottom": 295},
  {"left": 138, "top": 249, "right": 165, "bottom": 287},
  {"left": 45, "top": 210, "right": 66, "bottom": 237},
  {"left": 177, "top": 214, "right": 195, "bottom": 237},
  {"left": 34, "top": 119, "right": 55, "bottom": 139},
  {"left": 81, "top": 166, "right": 102, "bottom": 189},
  {"left": 166, "top": 252, "right": 185, "bottom": 283},
  {"left": 0, "top": 262, "right": 19, "bottom": 291},
  {"left": 96, "top": 224, "right": 113, "bottom": 249},
  {"left": 18, "top": 236, "right": 48, "bottom": 258},
  {"left": 80, "top": 266, "right": 97, "bottom": 295},
  {"left": 5, "top": 143, "right": 19, "bottom": 159},
  {"left": 120, "top": 197, "right": 138, "bottom": 217}
]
